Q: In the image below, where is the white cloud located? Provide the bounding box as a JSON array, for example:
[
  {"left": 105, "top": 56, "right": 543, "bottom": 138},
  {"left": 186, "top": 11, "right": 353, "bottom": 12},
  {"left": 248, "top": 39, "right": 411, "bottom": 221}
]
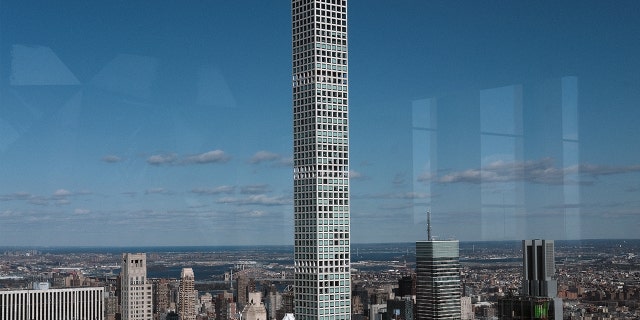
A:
[
  {"left": 578, "top": 163, "right": 640, "bottom": 176},
  {"left": 433, "top": 159, "right": 640, "bottom": 185},
  {"left": 55, "top": 199, "right": 71, "bottom": 206},
  {"left": 217, "top": 194, "right": 290, "bottom": 206},
  {"left": 29, "top": 198, "right": 49, "bottom": 206},
  {"left": 184, "top": 150, "right": 230, "bottom": 164},
  {"left": 0, "top": 192, "right": 32, "bottom": 201},
  {"left": 147, "top": 150, "right": 231, "bottom": 166},
  {"left": 147, "top": 153, "right": 178, "bottom": 165},
  {"left": 248, "top": 151, "right": 292, "bottom": 167},
  {"left": 392, "top": 173, "right": 407, "bottom": 185},
  {"left": 74, "top": 208, "right": 91, "bottom": 215},
  {"left": 102, "top": 155, "right": 122, "bottom": 163},
  {"left": 439, "top": 169, "right": 494, "bottom": 184},
  {"left": 50, "top": 189, "right": 90, "bottom": 201},
  {"left": 53, "top": 189, "right": 73, "bottom": 197},
  {"left": 0, "top": 210, "right": 19, "bottom": 218},
  {"left": 416, "top": 171, "right": 432, "bottom": 182},
  {"left": 349, "top": 170, "right": 365, "bottom": 180},
  {"left": 145, "top": 188, "right": 170, "bottom": 195},
  {"left": 249, "top": 210, "right": 266, "bottom": 217},
  {"left": 277, "top": 157, "right": 294, "bottom": 167},
  {"left": 356, "top": 192, "right": 430, "bottom": 200},
  {"left": 436, "top": 158, "right": 562, "bottom": 184},
  {"left": 240, "top": 184, "right": 269, "bottom": 194},
  {"left": 191, "top": 186, "right": 236, "bottom": 195},
  {"left": 250, "top": 151, "right": 280, "bottom": 164}
]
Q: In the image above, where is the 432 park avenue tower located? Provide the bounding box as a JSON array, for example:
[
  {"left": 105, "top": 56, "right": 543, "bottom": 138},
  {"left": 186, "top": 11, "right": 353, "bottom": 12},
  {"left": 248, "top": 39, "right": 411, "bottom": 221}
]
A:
[{"left": 292, "top": 1, "right": 351, "bottom": 320}]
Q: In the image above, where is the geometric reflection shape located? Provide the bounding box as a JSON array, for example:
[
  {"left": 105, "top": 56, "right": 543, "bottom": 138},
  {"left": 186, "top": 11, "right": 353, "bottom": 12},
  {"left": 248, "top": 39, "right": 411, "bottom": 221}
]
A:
[
  {"left": 10, "top": 44, "right": 81, "bottom": 85},
  {"left": 196, "top": 64, "right": 237, "bottom": 108},
  {"left": 480, "top": 83, "right": 524, "bottom": 240},
  {"left": 90, "top": 54, "right": 158, "bottom": 99},
  {"left": 412, "top": 98, "right": 437, "bottom": 225},
  {"left": 480, "top": 85, "right": 522, "bottom": 136},
  {"left": 54, "top": 91, "right": 83, "bottom": 129},
  {"left": 0, "top": 117, "right": 21, "bottom": 152}
]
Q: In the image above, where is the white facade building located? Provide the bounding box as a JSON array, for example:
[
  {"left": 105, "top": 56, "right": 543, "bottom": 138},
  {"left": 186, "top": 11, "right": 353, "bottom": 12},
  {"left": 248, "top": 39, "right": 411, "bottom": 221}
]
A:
[
  {"left": 179, "top": 267, "right": 197, "bottom": 320},
  {"left": 292, "top": 1, "right": 350, "bottom": 320},
  {"left": 121, "top": 253, "right": 153, "bottom": 320},
  {"left": 242, "top": 291, "right": 268, "bottom": 320},
  {"left": 0, "top": 286, "right": 104, "bottom": 320},
  {"left": 460, "top": 296, "right": 473, "bottom": 320}
]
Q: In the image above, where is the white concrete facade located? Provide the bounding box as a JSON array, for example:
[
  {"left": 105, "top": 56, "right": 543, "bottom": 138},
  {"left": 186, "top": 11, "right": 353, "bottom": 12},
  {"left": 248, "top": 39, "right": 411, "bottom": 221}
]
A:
[
  {"left": 0, "top": 286, "right": 104, "bottom": 320},
  {"left": 292, "top": 1, "right": 350, "bottom": 320},
  {"left": 242, "top": 292, "right": 268, "bottom": 320},
  {"left": 179, "top": 267, "right": 196, "bottom": 320},
  {"left": 121, "top": 253, "right": 153, "bottom": 320}
]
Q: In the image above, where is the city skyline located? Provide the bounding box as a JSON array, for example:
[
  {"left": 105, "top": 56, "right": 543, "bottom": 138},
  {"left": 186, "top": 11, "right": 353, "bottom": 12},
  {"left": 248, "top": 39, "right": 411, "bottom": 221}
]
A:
[{"left": 1, "top": 1, "right": 640, "bottom": 246}]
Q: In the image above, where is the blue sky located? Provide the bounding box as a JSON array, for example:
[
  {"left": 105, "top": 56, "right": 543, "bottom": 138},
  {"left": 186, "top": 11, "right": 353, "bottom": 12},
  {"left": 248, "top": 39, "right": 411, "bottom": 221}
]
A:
[{"left": 1, "top": 1, "right": 639, "bottom": 246}]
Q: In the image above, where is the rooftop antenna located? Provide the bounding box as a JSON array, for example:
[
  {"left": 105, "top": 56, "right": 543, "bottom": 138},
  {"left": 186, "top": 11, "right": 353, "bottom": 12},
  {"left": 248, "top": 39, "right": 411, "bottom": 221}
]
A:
[{"left": 427, "top": 210, "right": 432, "bottom": 241}]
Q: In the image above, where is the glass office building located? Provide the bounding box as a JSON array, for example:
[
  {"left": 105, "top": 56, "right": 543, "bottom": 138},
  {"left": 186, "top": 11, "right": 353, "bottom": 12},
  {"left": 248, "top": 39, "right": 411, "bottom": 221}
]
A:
[{"left": 416, "top": 240, "right": 461, "bottom": 320}]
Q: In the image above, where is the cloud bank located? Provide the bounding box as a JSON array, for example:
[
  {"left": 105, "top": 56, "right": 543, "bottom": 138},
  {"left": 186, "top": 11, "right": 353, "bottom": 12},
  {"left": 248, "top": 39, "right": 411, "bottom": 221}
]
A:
[
  {"left": 420, "top": 159, "right": 640, "bottom": 185},
  {"left": 147, "top": 150, "right": 230, "bottom": 166}
]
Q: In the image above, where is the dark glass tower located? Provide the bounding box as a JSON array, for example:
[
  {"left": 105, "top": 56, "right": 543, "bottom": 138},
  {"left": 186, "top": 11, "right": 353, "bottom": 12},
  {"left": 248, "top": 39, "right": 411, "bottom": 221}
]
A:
[
  {"left": 415, "top": 240, "right": 461, "bottom": 320},
  {"left": 522, "top": 239, "right": 557, "bottom": 297}
]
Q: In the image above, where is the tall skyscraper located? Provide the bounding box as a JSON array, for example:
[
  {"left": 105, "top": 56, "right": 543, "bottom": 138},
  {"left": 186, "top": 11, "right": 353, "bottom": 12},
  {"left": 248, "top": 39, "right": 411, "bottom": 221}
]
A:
[
  {"left": 121, "top": 253, "right": 153, "bottom": 320},
  {"left": 520, "top": 239, "right": 563, "bottom": 320},
  {"left": 415, "top": 240, "right": 461, "bottom": 320},
  {"left": 292, "top": 1, "right": 350, "bottom": 320},
  {"left": 179, "top": 267, "right": 197, "bottom": 320},
  {"left": 522, "top": 239, "right": 557, "bottom": 297}
]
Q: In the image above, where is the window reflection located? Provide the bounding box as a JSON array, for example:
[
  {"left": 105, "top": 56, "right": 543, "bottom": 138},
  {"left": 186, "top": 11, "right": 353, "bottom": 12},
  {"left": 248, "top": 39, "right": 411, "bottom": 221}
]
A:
[{"left": 412, "top": 77, "right": 581, "bottom": 240}]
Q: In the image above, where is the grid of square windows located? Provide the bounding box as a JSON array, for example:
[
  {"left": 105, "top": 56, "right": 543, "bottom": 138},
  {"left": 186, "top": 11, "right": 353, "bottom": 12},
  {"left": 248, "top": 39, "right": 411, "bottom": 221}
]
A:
[{"left": 292, "top": 1, "right": 351, "bottom": 320}]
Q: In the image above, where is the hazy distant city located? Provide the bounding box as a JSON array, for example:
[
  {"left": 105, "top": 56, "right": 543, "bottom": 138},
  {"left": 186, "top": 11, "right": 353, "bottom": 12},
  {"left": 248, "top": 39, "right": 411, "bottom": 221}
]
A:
[{"left": 1, "top": 240, "right": 639, "bottom": 319}]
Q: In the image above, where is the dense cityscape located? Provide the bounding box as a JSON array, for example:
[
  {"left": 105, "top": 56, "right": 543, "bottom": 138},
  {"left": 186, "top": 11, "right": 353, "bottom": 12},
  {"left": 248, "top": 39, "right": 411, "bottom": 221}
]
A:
[
  {"left": 1, "top": 240, "right": 639, "bottom": 319},
  {"left": 2, "top": 0, "right": 640, "bottom": 320}
]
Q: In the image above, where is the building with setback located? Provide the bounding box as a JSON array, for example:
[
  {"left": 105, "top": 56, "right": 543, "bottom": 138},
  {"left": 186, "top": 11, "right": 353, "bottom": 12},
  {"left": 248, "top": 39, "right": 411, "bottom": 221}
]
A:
[
  {"left": 519, "top": 239, "right": 562, "bottom": 320},
  {"left": 292, "top": 1, "right": 351, "bottom": 320},
  {"left": 179, "top": 267, "right": 196, "bottom": 320},
  {"left": 242, "top": 291, "right": 268, "bottom": 320},
  {"left": 522, "top": 239, "right": 557, "bottom": 297},
  {"left": 416, "top": 240, "right": 461, "bottom": 320},
  {"left": 121, "top": 253, "right": 153, "bottom": 320}
]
